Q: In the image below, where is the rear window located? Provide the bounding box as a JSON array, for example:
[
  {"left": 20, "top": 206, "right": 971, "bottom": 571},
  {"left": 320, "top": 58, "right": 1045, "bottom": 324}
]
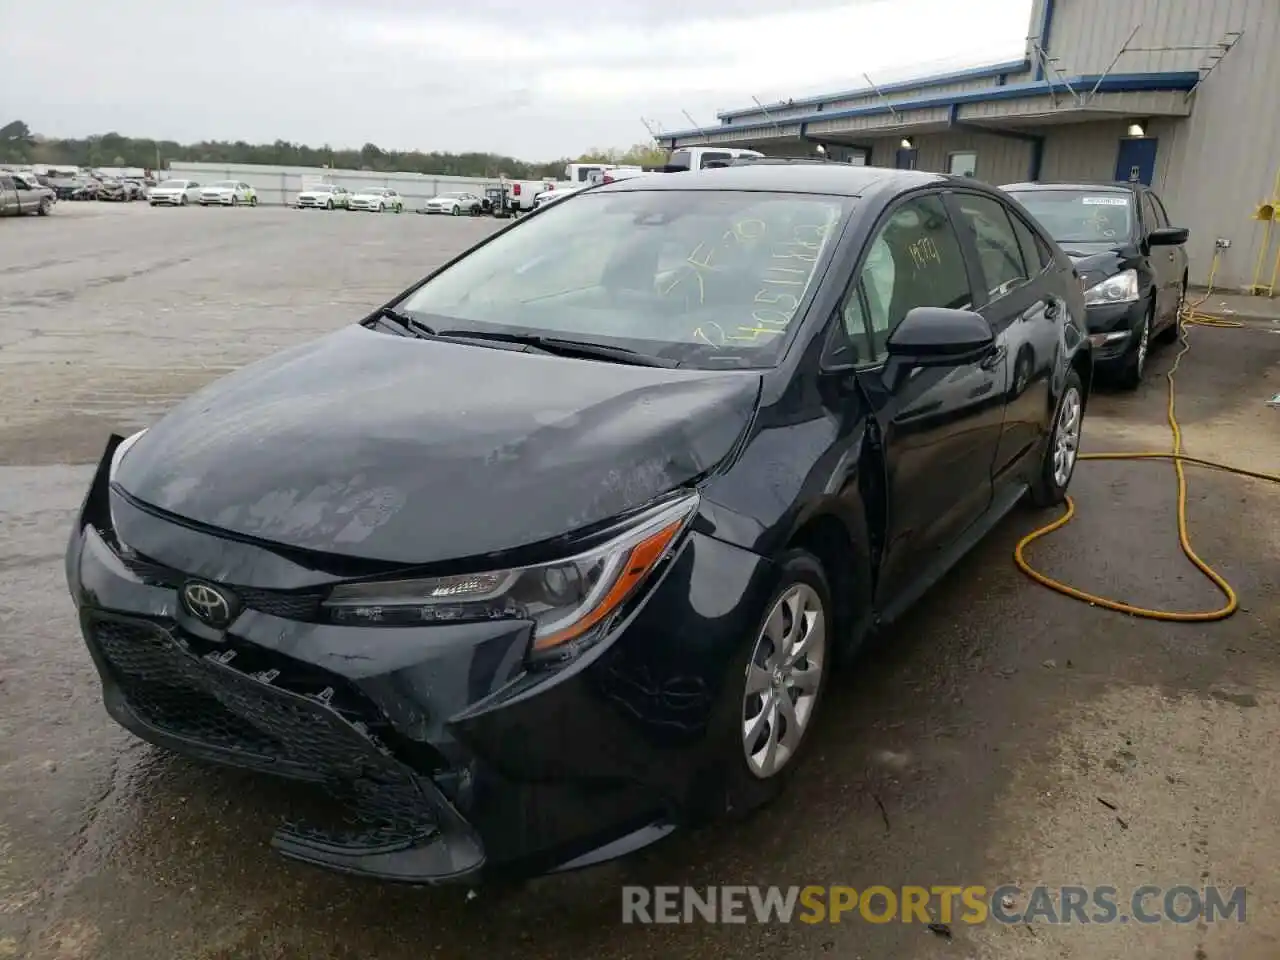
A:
[
  {"left": 668, "top": 150, "right": 692, "bottom": 171},
  {"left": 1007, "top": 189, "right": 1134, "bottom": 244}
]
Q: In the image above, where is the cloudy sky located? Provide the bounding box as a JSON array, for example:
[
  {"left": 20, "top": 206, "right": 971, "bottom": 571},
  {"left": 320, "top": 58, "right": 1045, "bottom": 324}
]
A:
[{"left": 4, "top": 0, "right": 1033, "bottom": 161}]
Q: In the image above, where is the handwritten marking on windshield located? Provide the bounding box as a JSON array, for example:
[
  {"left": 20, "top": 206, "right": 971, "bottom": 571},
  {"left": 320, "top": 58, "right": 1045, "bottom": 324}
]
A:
[{"left": 907, "top": 236, "right": 942, "bottom": 270}]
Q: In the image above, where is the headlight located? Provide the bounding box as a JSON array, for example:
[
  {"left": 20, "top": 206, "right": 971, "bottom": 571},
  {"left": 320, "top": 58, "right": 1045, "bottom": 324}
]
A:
[
  {"left": 1084, "top": 269, "right": 1139, "bottom": 305},
  {"left": 324, "top": 492, "right": 699, "bottom": 655}
]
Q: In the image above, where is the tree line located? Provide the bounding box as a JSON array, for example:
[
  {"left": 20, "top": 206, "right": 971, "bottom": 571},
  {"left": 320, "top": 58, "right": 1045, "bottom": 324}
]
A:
[{"left": 0, "top": 120, "right": 668, "bottom": 179}]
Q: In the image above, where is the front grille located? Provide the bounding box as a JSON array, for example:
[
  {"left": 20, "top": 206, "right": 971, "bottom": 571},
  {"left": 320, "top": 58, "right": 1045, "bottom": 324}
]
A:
[
  {"left": 90, "top": 615, "right": 436, "bottom": 831},
  {"left": 116, "top": 549, "right": 325, "bottom": 621}
]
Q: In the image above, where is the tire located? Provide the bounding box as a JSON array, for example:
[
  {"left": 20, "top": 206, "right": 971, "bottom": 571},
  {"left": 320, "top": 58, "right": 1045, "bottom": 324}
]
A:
[
  {"left": 375, "top": 203, "right": 383, "bottom": 213},
  {"left": 326, "top": 200, "right": 334, "bottom": 210},
  {"left": 180, "top": 195, "right": 188, "bottom": 206},
  {"left": 1156, "top": 277, "right": 1185, "bottom": 345},
  {"left": 37, "top": 199, "right": 51, "bottom": 216},
  {"left": 451, "top": 204, "right": 461, "bottom": 216},
  {"left": 200, "top": 202, "right": 208, "bottom": 207},
  {"left": 231, "top": 196, "right": 239, "bottom": 207},
  {"left": 249, "top": 196, "right": 257, "bottom": 207},
  {"left": 1027, "top": 368, "right": 1085, "bottom": 507},
  {"left": 691, "top": 549, "right": 833, "bottom": 822},
  {"left": 149, "top": 202, "right": 157, "bottom": 207},
  {"left": 1118, "top": 303, "right": 1153, "bottom": 390}
]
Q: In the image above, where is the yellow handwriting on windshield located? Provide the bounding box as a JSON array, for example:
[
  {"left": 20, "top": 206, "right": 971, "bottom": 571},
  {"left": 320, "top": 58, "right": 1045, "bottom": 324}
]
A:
[
  {"left": 907, "top": 236, "right": 942, "bottom": 270},
  {"left": 659, "top": 241, "right": 718, "bottom": 303}
]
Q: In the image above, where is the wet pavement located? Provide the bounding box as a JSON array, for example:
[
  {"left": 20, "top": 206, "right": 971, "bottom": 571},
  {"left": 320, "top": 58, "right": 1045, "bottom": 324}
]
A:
[{"left": 2, "top": 202, "right": 1279, "bottom": 959}]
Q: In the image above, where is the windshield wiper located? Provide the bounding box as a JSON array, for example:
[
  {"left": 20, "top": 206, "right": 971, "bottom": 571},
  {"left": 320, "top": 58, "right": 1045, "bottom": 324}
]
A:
[
  {"left": 434, "top": 329, "right": 679, "bottom": 367},
  {"left": 371, "top": 305, "right": 436, "bottom": 338}
]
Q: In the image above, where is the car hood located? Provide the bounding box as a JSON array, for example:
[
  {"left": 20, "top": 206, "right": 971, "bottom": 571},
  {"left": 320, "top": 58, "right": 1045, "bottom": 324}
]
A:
[
  {"left": 114, "top": 325, "right": 760, "bottom": 565},
  {"left": 1060, "top": 242, "right": 1138, "bottom": 290},
  {"left": 298, "top": 191, "right": 333, "bottom": 198},
  {"left": 203, "top": 187, "right": 234, "bottom": 193}
]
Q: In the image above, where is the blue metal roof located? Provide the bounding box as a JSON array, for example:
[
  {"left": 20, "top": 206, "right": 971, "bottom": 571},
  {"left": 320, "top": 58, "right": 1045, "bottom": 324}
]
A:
[
  {"left": 666, "top": 71, "right": 1201, "bottom": 144},
  {"left": 715, "top": 58, "right": 1031, "bottom": 121}
]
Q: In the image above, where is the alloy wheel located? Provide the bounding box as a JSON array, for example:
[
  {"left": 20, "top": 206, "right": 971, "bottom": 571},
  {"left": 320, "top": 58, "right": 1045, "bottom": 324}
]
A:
[
  {"left": 1135, "top": 313, "right": 1150, "bottom": 377},
  {"left": 1052, "top": 386, "right": 1082, "bottom": 488},
  {"left": 742, "top": 583, "right": 827, "bottom": 779}
]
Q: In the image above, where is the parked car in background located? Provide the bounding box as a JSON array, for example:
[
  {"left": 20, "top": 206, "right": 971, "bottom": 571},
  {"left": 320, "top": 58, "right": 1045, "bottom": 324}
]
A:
[
  {"left": 1002, "top": 180, "right": 1188, "bottom": 388},
  {"left": 67, "top": 177, "right": 102, "bottom": 200},
  {"left": 0, "top": 173, "right": 55, "bottom": 216},
  {"left": 420, "top": 191, "right": 485, "bottom": 216},
  {"left": 148, "top": 179, "right": 203, "bottom": 207},
  {"left": 485, "top": 184, "right": 516, "bottom": 218},
  {"left": 295, "top": 184, "right": 349, "bottom": 209},
  {"left": 67, "top": 163, "right": 1092, "bottom": 884},
  {"left": 98, "top": 179, "right": 142, "bottom": 202},
  {"left": 533, "top": 184, "right": 588, "bottom": 209},
  {"left": 199, "top": 181, "right": 257, "bottom": 207},
  {"left": 665, "top": 146, "right": 765, "bottom": 171},
  {"left": 48, "top": 175, "right": 82, "bottom": 200},
  {"left": 347, "top": 187, "right": 404, "bottom": 213}
]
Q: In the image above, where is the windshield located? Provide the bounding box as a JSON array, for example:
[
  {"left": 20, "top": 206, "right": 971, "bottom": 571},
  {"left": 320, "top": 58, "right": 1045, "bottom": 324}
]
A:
[
  {"left": 399, "top": 189, "right": 850, "bottom": 369},
  {"left": 158, "top": 179, "right": 185, "bottom": 188},
  {"left": 305, "top": 184, "right": 334, "bottom": 192},
  {"left": 212, "top": 180, "right": 238, "bottom": 188},
  {"left": 438, "top": 192, "right": 467, "bottom": 199},
  {"left": 1008, "top": 189, "right": 1134, "bottom": 244}
]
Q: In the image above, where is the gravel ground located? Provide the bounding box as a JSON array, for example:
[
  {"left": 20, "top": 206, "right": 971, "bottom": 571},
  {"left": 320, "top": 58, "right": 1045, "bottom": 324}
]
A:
[{"left": 2, "top": 200, "right": 1279, "bottom": 960}]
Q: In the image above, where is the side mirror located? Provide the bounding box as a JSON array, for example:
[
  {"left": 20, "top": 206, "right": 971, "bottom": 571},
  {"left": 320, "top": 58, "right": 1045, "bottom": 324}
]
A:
[
  {"left": 1149, "top": 226, "right": 1188, "bottom": 246},
  {"left": 886, "top": 306, "right": 994, "bottom": 364}
]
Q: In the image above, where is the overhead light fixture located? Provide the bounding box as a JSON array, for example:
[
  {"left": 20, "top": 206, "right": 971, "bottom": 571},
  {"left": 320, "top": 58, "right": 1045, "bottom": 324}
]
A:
[
  {"left": 815, "top": 144, "right": 827, "bottom": 155},
  {"left": 900, "top": 136, "right": 914, "bottom": 149},
  {"left": 1126, "top": 120, "right": 1147, "bottom": 138}
]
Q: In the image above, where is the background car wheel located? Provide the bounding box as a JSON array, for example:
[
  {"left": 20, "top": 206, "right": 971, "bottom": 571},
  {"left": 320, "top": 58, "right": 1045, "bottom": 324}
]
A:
[
  {"left": 375, "top": 203, "right": 383, "bottom": 213},
  {"left": 1156, "top": 276, "right": 1186, "bottom": 345},
  {"left": 451, "top": 205, "right": 461, "bottom": 216},
  {"left": 1027, "top": 368, "right": 1084, "bottom": 508},
  {"left": 37, "top": 199, "right": 51, "bottom": 216},
  {"left": 231, "top": 196, "right": 239, "bottom": 207},
  {"left": 692, "top": 549, "right": 832, "bottom": 823},
  {"left": 1119, "top": 305, "right": 1152, "bottom": 390},
  {"left": 249, "top": 196, "right": 258, "bottom": 207},
  {"left": 180, "top": 195, "right": 188, "bottom": 206},
  {"left": 326, "top": 200, "right": 334, "bottom": 210}
]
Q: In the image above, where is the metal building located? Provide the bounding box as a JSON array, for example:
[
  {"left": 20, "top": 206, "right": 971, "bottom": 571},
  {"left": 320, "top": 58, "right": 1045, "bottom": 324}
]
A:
[{"left": 658, "top": 0, "right": 1280, "bottom": 291}]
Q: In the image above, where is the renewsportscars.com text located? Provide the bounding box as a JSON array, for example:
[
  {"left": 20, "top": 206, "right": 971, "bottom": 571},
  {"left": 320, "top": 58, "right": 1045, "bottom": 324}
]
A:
[{"left": 621, "top": 885, "right": 1247, "bottom": 925}]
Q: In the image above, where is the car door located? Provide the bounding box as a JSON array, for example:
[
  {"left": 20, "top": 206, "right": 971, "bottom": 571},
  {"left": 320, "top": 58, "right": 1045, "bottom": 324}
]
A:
[
  {"left": 946, "top": 189, "right": 1058, "bottom": 480},
  {"left": 836, "top": 190, "right": 1007, "bottom": 610},
  {"left": 0, "top": 176, "right": 16, "bottom": 215},
  {"left": 1143, "top": 190, "right": 1181, "bottom": 331}
]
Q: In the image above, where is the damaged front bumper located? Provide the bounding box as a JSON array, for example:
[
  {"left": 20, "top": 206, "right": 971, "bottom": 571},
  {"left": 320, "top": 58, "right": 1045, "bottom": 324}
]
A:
[{"left": 66, "top": 437, "right": 774, "bottom": 883}]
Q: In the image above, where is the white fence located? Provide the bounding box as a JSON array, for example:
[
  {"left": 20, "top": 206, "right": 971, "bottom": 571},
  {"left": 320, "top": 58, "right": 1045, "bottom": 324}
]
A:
[{"left": 163, "top": 162, "right": 554, "bottom": 208}]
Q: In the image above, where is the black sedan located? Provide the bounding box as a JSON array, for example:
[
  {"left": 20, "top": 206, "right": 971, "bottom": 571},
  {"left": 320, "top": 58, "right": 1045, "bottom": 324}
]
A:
[
  {"left": 1002, "top": 180, "right": 1188, "bottom": 387},
  {"left": 66, "top": 162, "right": 1091, "bottom": 884}
]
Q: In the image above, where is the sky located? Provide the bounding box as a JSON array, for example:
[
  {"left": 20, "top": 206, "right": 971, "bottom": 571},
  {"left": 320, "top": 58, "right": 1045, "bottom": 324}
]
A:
[{"left": 2, "top": 0, "right": 1034, "bottom": 161}]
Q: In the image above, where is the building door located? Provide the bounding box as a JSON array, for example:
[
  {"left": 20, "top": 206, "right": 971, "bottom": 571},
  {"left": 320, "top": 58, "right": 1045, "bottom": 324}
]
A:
[
  {"left": 1115, "top": 137, "right": 1158, "bottom": 185},
  {"left": 895, "top": 149, "right": 918, "bottom": 170}
]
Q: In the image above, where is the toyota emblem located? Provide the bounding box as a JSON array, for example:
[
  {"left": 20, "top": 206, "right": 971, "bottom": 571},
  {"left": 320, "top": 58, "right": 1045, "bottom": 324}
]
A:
[{"left": 181, "top": 581, "right": 237, "bottom": 629}]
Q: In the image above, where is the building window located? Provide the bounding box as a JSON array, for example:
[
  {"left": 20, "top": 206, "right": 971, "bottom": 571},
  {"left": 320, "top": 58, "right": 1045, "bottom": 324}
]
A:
[{"left": 948, "top": 151, "right": 978, "bottom": 177}]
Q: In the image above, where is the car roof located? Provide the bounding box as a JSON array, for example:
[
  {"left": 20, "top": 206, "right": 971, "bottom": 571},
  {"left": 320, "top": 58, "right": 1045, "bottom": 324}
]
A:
[
  {"left": 597, "top": 162, "right": 949, "bottom": 198},
  {"left": 1002, "top": 180, "right": 1141, "bottom": 194}
]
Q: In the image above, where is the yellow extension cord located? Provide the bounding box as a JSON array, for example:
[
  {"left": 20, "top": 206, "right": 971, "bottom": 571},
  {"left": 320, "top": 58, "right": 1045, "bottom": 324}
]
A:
[{"left": 1014, "top": 252, "right": 1280, "bottom": 621}]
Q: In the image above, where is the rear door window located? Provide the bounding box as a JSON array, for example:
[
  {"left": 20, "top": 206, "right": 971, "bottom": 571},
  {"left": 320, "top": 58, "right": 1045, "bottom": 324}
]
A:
[{"left": 951, "top": 193, "right": 1030, "bottom": 300}]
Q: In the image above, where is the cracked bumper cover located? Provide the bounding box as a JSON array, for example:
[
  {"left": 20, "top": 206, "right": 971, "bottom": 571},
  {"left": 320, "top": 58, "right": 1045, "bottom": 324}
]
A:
[{"left": 66, "top": 437, "right": 774, "bottom": 883}]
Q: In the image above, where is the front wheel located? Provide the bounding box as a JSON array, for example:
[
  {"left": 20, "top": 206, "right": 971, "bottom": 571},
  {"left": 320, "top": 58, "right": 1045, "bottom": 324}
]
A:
[
  {"left": 375, "top": 203, "right": 383, "bottom": 213},
  {"left": 326, "top": 200, "right": 334, "bottom": 210},
  {"left": 37, "top": 199, "right": 51, "bottom": 216},
  {"left": 451, "top": 204, "right": 461, "bottom": 216},
  {"left": 693, "top": 550, "right": 832, "bottom": 821},
  {"left": 249, "top": 195, "right": 258, "bottom": 207},
  {"left": 1119, "top": 305, "right": 1152, "bottom": 390},
  {"left": 180, "top": 195, "right": 188, "bottom": 206},
  {"left": 1027, "top": 368, "right": 1084, "bottom": 507}
]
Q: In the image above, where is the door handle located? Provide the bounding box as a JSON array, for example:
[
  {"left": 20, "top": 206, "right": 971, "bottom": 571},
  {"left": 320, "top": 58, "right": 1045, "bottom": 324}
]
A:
[{"left": 980, "top": 344, "right": 1007, "bottom": 370}]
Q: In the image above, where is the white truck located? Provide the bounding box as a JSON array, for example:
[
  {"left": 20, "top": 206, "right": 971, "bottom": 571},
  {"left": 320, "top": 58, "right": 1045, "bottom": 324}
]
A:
[{"left": 665, "top": 146, "right": 764, "bottom": 171}]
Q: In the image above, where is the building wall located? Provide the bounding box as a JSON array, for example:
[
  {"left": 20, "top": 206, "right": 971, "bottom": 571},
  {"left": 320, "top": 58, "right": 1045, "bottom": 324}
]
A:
[{"left": 866, "top": 131, "right": 1034, "bottom": 185}]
